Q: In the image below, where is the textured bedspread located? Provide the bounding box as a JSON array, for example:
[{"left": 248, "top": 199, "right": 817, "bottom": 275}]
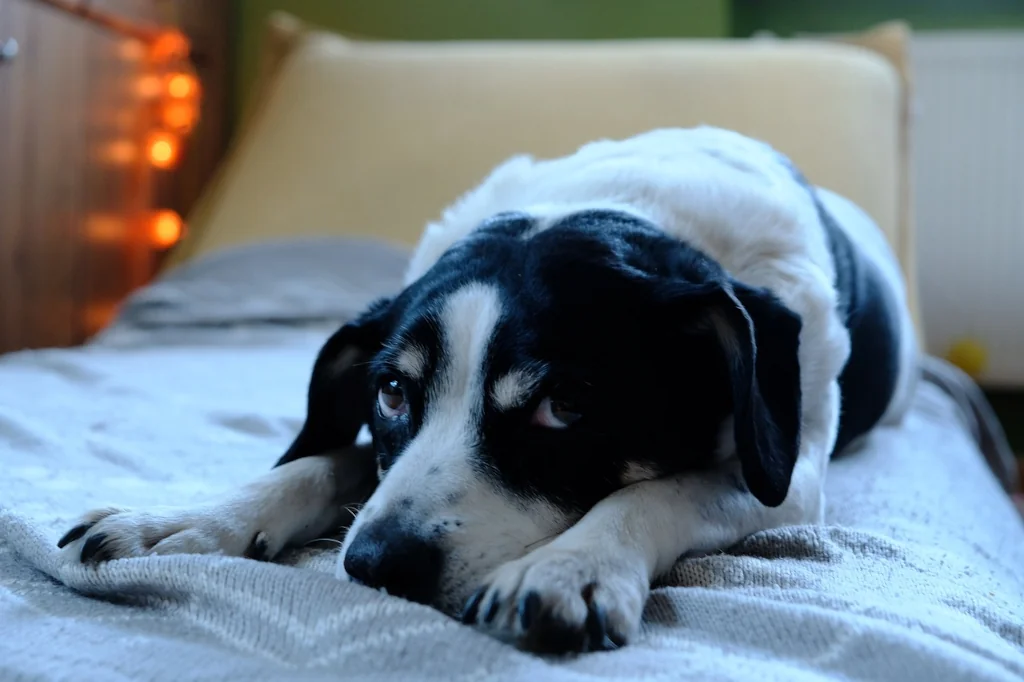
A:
[{"left": 1, "top": 239, "right": 1022, "bottom": 682}]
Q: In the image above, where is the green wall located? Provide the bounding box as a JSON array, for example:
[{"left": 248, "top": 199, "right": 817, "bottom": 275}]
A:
[
  {"left": 232, "top": 0, "right": 1024, "bottom": 125},
  {"left": 231, "top": 0, "right": 729, "bottom": 125},
  {"left": 733, "top": 0, "right": 1024, "bottom": 36}
]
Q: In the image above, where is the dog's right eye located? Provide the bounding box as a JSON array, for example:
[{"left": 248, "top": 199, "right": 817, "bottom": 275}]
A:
[
  {"left": 532, "top": 396, "right": 582, "bottom": 429},
  {"left": 377, "top": 378, "right": 408, "bottom": 418}
]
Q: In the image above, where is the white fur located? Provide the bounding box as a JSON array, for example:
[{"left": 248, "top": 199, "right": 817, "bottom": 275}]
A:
[
  {"left": 59, "top": 455, "right": 361, "bottom": 563},
  {"left": 410, "top": 127, "right": 918, "bottom": 644}
]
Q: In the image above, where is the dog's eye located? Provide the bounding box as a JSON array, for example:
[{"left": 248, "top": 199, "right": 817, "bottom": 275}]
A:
[
  {"left": 532, "top": 396, "right": 582, "bottom": 429},
  {"left": 378, "top": 378, "right": 408, "bottom": 419}
]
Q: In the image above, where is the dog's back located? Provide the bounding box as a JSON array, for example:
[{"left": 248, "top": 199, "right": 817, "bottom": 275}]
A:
[
  {"left": 408, "top": 126, "right": 918, "bottom": 454},
  {"left": 815, "top": 188, "right": 918, "bottom": 451}
]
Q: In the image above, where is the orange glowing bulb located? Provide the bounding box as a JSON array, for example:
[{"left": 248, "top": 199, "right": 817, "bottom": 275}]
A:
[
  {"left": 150, "top": 31, "right": 190, "bottom": 62},
  {"left": 151, "top": 210, "right": 184, "bottom": 248},
  {"left": 118, "top": 40, "right": 146, "bottom": 62},
  {"left": 147, "top": 131, "right": 179, "bottom": 168},
  {"left": 84, "top": 214, "right": 127, "bottom": 243},
  {"left": 97, "top": 139, "right": 137, "bottom": 165},
  {"left": 162, "top": 101, "right": 197, "bottom": 131},
  {"left": 135, "top": 74, "right": 163, "bottom": 99},
  {"left": 166, "top": 73, "right": 198, "bottom": 99}
]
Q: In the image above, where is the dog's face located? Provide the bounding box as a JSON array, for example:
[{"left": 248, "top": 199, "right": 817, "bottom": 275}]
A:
[{"left": 281, "top": 210, "right": 802, "bottom": 615}]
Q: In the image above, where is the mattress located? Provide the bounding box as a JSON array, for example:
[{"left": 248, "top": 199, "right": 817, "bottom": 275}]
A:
[{"left": 1, "top": 238, "right": 1022, "bottom": 682}]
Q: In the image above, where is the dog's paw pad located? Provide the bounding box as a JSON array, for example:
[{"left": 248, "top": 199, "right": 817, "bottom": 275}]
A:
[
  {"left": 57, "top": 508, "right": 262, "bottom": 564},
  {"left": 464, "top": 546, "right": 647, "bottom": 654}
]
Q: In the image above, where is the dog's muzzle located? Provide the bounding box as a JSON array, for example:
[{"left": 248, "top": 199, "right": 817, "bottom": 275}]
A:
[{"left": 343, "top": 517, "right": 444, "bottom": 604}]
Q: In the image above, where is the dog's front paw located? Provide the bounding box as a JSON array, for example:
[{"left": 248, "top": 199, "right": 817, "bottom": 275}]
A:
[
  {"left": 461, "top": 545, "right": 648, "bottom": 654},
  {"left": 57, "top": 507, "right": 274, "bottom": 564}
]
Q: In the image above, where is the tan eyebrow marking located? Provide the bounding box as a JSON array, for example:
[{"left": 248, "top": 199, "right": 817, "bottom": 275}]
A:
[
  {"left": 395, "top": 344, "right": 428, "bottom": 380},
  {"left": 620, "top": 461, "right": 662, "bottom": 485},
  {"left": 491, "top": 367, "right": 543, "bottom": 411}
]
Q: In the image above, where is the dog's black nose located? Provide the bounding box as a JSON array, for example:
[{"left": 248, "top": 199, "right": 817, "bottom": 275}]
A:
[{"left": 343, "top": 519, "right": 443, "bottom": 604}]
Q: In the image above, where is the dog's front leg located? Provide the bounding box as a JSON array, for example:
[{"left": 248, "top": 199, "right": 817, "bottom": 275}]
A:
[
  {"left": 464, "top": 454, "right": 824, "bottom": 654},
  {"left": 58, "top": 445, "right": 377, "bottom": 564}
]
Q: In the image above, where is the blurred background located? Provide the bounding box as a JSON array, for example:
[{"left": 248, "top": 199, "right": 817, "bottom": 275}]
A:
[{"left": 0, "top": 0, "right": 1021, "bottom": 448}]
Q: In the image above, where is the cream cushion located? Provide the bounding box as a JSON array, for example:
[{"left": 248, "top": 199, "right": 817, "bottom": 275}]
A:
[{"left": 168, "top": 17, "right": 920, "bottom": 333}]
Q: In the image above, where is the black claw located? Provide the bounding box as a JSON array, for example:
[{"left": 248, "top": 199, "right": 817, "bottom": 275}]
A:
[
  {"left": 518, "top": 591, "right": 542, "bottom": 632},
  {"left": 582, "top": 583, "right": 620, "bottom": 651},
  {"left": 585, "top": 599, "right": 611, "bottom": 652},
  {"left": 461, "top": 588, "right": 486, "bottom": 624},
  {"left": 243, "top": 533, "right": 271, "bottom": 561},
  {"left": 483, "top": 592, "right": 501, "bottom": 624},
  {"left": 80, "top": 533, "right": 110, "bottom": 563},
  {"left": 57, "top": 524, "right": 91, "bottom": 549},
  {"left": 607, "top": 628, "right": 628, "bottom": 649}
]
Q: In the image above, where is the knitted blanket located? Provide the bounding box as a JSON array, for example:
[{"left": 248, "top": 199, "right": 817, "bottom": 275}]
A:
[{"left": 2, "top": 239, "right": 1022, "bottom": 681}]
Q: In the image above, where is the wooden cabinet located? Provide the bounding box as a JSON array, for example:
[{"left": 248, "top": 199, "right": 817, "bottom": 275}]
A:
[{"left": 0, "top": 0, "right": 229, "bottom": 353}]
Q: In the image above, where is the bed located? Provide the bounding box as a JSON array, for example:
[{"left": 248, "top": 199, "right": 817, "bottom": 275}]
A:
[{"left": 2, "top": 17, "right": 1023, "bottom": 682}]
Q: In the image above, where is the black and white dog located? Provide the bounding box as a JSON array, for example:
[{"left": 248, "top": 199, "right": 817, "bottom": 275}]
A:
[{"left": 59, "top": 127, "right": 918, "bottom": 654}]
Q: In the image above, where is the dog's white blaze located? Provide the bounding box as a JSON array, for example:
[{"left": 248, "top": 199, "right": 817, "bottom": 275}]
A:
[
  {"left": 373, "top": 283, "right": 504, "bottom": 503},
  {"left": 491, "top": 368, "right": 541, "bottom": 411},
  {"left": 433, "top": 282, "right": 503, "bottom": 415}
]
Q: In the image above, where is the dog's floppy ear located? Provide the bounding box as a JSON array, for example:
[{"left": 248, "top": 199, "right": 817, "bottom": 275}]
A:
[
  {"left": 696, "top": 282, "right": 802, "bottom": 507},
  {"left": 275, "top": 297, "right": 393, "bottom": 467}
]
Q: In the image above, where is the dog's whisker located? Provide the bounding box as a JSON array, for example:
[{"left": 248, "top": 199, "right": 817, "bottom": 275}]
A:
[
  {"left": 342, "top": 503, "right": 364, "bottom": 521},
  {"left": 304, "top": 537, "right": 344, "bottom": 548}
]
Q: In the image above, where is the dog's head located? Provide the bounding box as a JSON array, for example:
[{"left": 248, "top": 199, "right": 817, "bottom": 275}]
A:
[{"left": 282, "top": 210, "right": 801, "bottom": 614}]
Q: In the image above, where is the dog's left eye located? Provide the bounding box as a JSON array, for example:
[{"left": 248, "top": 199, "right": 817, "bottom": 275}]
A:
[
  {"left": 532, "top": 396, "right": 582, "bottom": 429},
  {"left": 378, "top": 378, "right": 408, "bottom": 419}
]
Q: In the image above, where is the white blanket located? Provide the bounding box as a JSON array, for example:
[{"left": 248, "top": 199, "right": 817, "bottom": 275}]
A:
[{"left": 1, "top": 238, "right": 1022, "bottom": 681}]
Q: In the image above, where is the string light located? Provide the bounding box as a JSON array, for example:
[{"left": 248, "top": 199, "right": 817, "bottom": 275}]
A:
[
  {"left": 97, "top": 139, "right": 137, "bottom": 165},
  {"left": 159, "top": 69, "right": 200, "bottom": 132},
  {"left": 135, "top": 73, "right": 163, "bottom": 99},
  {"left": 150, "top": 210, "right": 184, "bottom": 248},
  {"left": 117, "top": 39, "right": 146, "bottom": 62},
  {"left": 161, "top": 100, "right": 198, "bottom": 132},
  {"left": 146, "top": 130, "right": 179, "bottom": 168},
  {"left": 29, "top": 1, "right": 200, "bottom": 266},
  {"left": 165, "top": 72, "right": 198, "bottom": 99},
  {"left": 150, "top": 30, "right": 190, "bottom": 62},
  {"left": 84, "top": 214, "right": 127, "bottom": 242}
]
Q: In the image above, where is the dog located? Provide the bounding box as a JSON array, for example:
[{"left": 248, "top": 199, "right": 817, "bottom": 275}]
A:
[{"left": 58, "top": 127, "right": 918, "bottom": 654}]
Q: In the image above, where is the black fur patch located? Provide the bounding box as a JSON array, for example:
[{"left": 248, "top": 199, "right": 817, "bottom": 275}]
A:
[
  {"left": 282, "top": 209, "right": 804, "bottom": 512},
  {"left": 778, "top": 151, "right": 903, "bottom": 454},
  {"left": 816, "top": 200, "right": 902, "bottom": 454}
]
